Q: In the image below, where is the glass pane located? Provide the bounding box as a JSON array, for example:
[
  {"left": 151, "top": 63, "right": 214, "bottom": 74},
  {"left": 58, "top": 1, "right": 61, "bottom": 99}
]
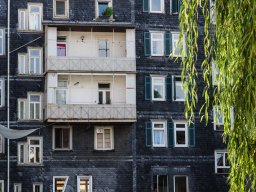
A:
[
  {"left": 30, "top": 58, "right": 35, "bottom": 73},
  {"left": 30, "top": 6, "right": 40, "bottom": 13},
  {"left": 104, "top": 129, "right": 111, "bottom": 148},
  {"left": 97, "top": 133, "right": 103, "bottom": 148},
  {"left": 55, "top": 128, "right": 63, "bottom": 148},
  {"left": 98, "top": 83, "right": 110, "bottom": 89},
  {"left": 62, "top": 128, "right": 70, "bottom": 148},
  {"left": 30, "top": 50, "right": 40, "bottom": 57},
  {"left": 35, "top": 103, "right": 40, "bottom": 119},
  {"left": 36, "top": 147, "right": 40, "bottom": 162},
  {"left": 35, "top": 185, "right": 41, "bottom": 192},
  {"left": 151, "top": 0, "right": 161, "bottom": 11},
  {"left": 57, "top": 44, "right": 66, "bottom": 56},
  {"left": 30, "top": 95, "right": 40, "bottom": 102},
  {"left": 19, "top": 145, "right": 24, "bottom": 163},
  {"left": 98, "top": 40, "right": 107, "bottom": 49},
  {"left": 30, "top": 104, "right": 34, "bottom": 119},
  {"left": 153, "top": 84, "right": 163, "bottom": 99},
  {"left": 154, "top": 123, "right": 164, "bottom": 129},
  {"left": 56, "top": 1, "right": 65, "bottom": 15},
  {"left": 98, "top": 91, "right": 103, "bottom": 104},
  {"left": 30, "top": 139, "right": 40, "bottom": 145},
  {"left": 56, "top": 90, "right": 66, "bottom": 104},
  {"left": 175, "top": 83, "right": 185, "bottom": 100},
  {"left": 153, "top": 130, "right": 164, "bottom": 145},
  {"left": 152, "top": 40, "right": 162, "bottom": 55},
  {"left": 175, "top": 176, "right": 187, "bottom": 192},
  {"left": 176, "top": 124, "right": 185, "bottom": 129},
  {"left": 176, "top": 131, "right": 185, "bottom": 145},
  {"left": 19, "top": 101, "right": 25, "bottom": 119},
  {"left": 55, "top": 178, "right": 66, "bottom": 192},
  {"left": 158, "top": 175, "right": 168, "bottom": 192},
  {"left": 106, "top": 91, "right": 111, "bottom": 104},
  {"left": 216, "top": 153, "right": 224, "bottom": 166},
  {"left": 58, "top": 79, "right": 68, "bottom": 87},
  {"left": 0, "top": 38, "right": 2, "bottom": 54},
  {"left": 80, "top": 178, "right": 90, "bottom": 192},
  {"left": 225, "top": 153, "right": 230, "bottom": 166},
  {"left": 18, "top": 55, "right": 25, "bottom": 73},
  {"left": 29, "top": 147, "right": 35, "bottom": 162},
  {"left": 98, "top": 3, "right": 108, "bottom": 16}
]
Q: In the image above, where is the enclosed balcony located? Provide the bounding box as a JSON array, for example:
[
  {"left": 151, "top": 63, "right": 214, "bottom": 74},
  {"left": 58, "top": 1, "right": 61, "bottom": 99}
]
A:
[
  {"left": 46, "top": 27, "right": 136, "bottom": 72},
  {"left": 45, "top": 73, "right": 136, "bottom": 122}
]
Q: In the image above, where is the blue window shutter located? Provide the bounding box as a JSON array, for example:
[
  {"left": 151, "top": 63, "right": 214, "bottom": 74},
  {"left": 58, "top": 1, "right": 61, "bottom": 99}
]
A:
[
  {"left": 189, "top": 122, "right": 195, "bottom": 147},
  {"left": 146, "top": 121, "right": 152, "bottom": 147},
  {"left": 143, "top": 0, "right": 149, "bottom": 12},
  {"left": 145, "top": 76, "right": 152, "bottom": 100},
  {"left": 164, "top": 32, "right": 171, "bottom": 56},
  {"left": 166, "top": 76, "right": 172, "bottom": 101},
  {"left": 172, "top": 0, "right": 178, "bottom": 13},
  {"left": 168, "top": 120, "right": 174, "bottom": 147},
  {"left": 144, "top": 32, "right": 151, "bottom": 56}
]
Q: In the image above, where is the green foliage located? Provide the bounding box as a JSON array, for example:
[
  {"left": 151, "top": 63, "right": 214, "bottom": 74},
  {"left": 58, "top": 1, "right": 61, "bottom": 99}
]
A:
[
  {"left": 103, "top": 7, "right": 113, "bottom": 17},
  {"left": 179, "top": 0, "right": 256, "bottom": 191}
]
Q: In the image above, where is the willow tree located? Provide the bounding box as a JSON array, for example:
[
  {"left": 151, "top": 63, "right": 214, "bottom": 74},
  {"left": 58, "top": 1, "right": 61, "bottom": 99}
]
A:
[{"left": 179, "top": 0, "right": 256, "bottom": 191}]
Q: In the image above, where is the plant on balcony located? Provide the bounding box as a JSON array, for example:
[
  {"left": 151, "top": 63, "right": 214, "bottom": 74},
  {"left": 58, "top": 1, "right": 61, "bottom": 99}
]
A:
[{"left": 102, "top": 7, "right": 113, "bottom": 17}]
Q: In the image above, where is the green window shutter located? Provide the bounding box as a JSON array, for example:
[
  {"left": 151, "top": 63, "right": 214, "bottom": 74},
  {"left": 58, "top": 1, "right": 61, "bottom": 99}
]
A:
[
  {"left": 189, "top": 122, "right": 195, "bottom": 147},
  {"left": 143, "top": 0, "right": 149, "bottom": 12},
  {"left": 146, "top": 121, "right": 152, "bottom": 147},
  {"left": 144, "top": 32, "right": 151, "bottom": 56},
  {"left": 168, "top": 120, "right": 174, "bottom": 147},
  {"left": 145, "top": 76, "right": 152, "bottom": 100},
  {"left": 173, "top": 77, "right": 176, "bottom": 101},
  {"left": 172, "top": 0, "right": 178, "bottom": 13},
  {"left": 166, "top": 76, "right": 172, "bottom": 101},
  {"left": 164, "top": 32, "right": 172, "bottom": 56},
  {"left": 178, "top": 0, "right": 182, "bottom": 12}
]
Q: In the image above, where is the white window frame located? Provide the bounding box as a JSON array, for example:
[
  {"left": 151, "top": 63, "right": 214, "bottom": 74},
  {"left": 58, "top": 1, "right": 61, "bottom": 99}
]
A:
[
  {"left": 14, "top": 183, "right": 22, "bottom": 192},
  {"left": 28, "top": 48, "right": 42, "bottom": 74},
  {"left": 94, "top": 126, "right": 114, "bottom": 150},
  {"left": 0, "top": 29, "right": 4, "bottom": 56},
  {"left": 215, "top": 150, "right": 230, "bottom": 174},
  {"left": 98, "top": 83, "right": 111, "bottom": 105},
  {"left": 0, "top": 134, "right": 3, "bottom": 153},
  {"left": 0, "top": 180, "right": 4, "bottom": 192},
  {"left": 28, "top": 94, "right": 42, "bottom": 120},
  {"left": 28, "top": 3, "right": 42, "bottom": 31},
  {"left": 18, "top": 99, "right": 27, "bottom": 120},
  {"left": 56, "top": 76, "right": 68, "bottom": 104},
  {"left": 33, "top": 183, "right": 43, "bottom": 192},
  {"left": 174, "top": 120, "right": 188, "bottom": 147},
  {"left": 53, "top": 0, "right": 69, "bottom": 18},
  {"left": 28, "top": 137, "right": 43, "bottom": 164},
  {"left": 18, "top": 53, "right": 27, "bottom": 74},
  {"left": 213, "top": 106, "right": 224, "bottom": 131},
  {"left": 17, "top": 142, "right": 26, "bottom": 164},
  {"left": 96, "top": 0, "right": 112, "bottom": 18},
  {"left": 174, "top": 175, "right": 189, "bottom": 192},
  {"left": 0, "top": 79, "right": 5, "bottom": 107},
  {"left": 57, "top": 36, "right": 67, "bottom": 56},
  {"left": 172, "top": 76, "right": 186, "bottom": 101},
  {"left": 18, "top": 9, "right": 27, "bottom": 30},
  {"left": 149, "top": 0, "right": 164, "bottom": 13},
  {"left": 52, "top": 126, "right": 72, "bottom": 150},
  {"left": 171, "top": 32, "right": 186, "bottom": 57},
  {"left": 77, "top": 176, "right": 92, "bottom": 192},
  {"left": 150, "top": 32, "right": 164, "bottom": 56},
  {"left": 152, "top": 121, "right": 167, "bottom": 147},
  {"left": 151, "top": 76, "right": 165, "bottom": 101},
  {"left": 53, "top": 176, "right": 69, "bottom": 192}
]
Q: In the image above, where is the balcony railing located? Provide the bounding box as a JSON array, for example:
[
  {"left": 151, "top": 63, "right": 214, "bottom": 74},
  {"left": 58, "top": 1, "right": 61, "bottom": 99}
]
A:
[
  {"left": 47, "top": 57, "right": 136, "bottom": 72},
  {"left": 46, "top": 104, "right": 136, "bottom": 122}
]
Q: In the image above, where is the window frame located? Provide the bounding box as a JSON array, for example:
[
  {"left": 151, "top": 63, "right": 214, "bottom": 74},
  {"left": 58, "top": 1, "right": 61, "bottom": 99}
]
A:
[
  {"left": 215, "top": 150, "right": 230, "bottom": 174},
  {"left": 152, "top": 121, "right": 167, "bottom": 147},
  {"left": 150, "top": 32, "right": 164, "bottom": 56},
  {"left": 213, "top": 106, "right": 224, "bottom": 131},
  {"left": 14, "top": 183, "right": 22, "bottom": 192},
  {"left": 18, "top": 9, "right": 27, "bottom": 30},
  {"left": 94, "top": 126, "right": 114, "bottom": 150},
  {"left": 98, "top": 83, "right": 111, "bottom": 105},
  {"left": 0, "top": 28, "right": 4, "bottom": 55},
  {"left": 17, "top": 142, "right": 27, "bottom": 164},
  {"left": 52, "top": 126, "right": 72, "bottom": 150},
  {"left": 0, "top": 79, "right": 5, "bottom": 107},
  {"left": 77, "top": 176, "right": 92, "bottom": 192},
  {"left": 0, "top": 180, "right": 4, "bottom": 192},
  {"left": 28, "top": 137, "right": 43, "bottom": 164},
  {"left": 151, "top": 76, "right": 166, "bottom": 101},
  {"left": 96, "top": 0, "right": 112, "bottom": 18},
  {"left": 18, "top": 99, "right": 27, "bottom": 120},
  {"left": 28, "top": 94, "right": 42, "bottom": 120},
  {"left": 53, "top": 0, "right": 69, "bottom": 18},
  {"left": 173, "top": 76, "right": 186, "bottom": 101},
  {"left": 33, "top": 183, "right": 43, "bottom": 192},
  {"left": 28, "top": 3, "right": 43, "bottom": 31},
  {"left": 98, "top": 39, "right": 110, "bottom": 57},
  {"left": 174, "top": 175, "right": 189, "bottom": 192},
  {"left": 53, "top": 176, "right": 69, "bottom": 192},
  {"left": 57, "top": 36, "right": 67, "bottom": 56},
  {"left": 174, "top": 120, "right": 188, "bottom": 147},
  {"left": 171, "top": 32, "right": 186, "bottom": 57},
  {"left": 149, "top": 0, "right": 164, "bottom": 13},
  {"left": 28, "top": 48, "right": 42, "bottom": 75},
  {"left": 18, "top": 53, "right": 27, "bottom": 74}
]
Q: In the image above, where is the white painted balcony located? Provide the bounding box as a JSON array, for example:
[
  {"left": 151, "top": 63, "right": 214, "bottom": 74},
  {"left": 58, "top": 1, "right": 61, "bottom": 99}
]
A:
[
  {"left": 47, "top": 56, "right": 136, "bottom": 72},
  {"left": 46, "top": 104, "right": 136, "bottom": 122}
]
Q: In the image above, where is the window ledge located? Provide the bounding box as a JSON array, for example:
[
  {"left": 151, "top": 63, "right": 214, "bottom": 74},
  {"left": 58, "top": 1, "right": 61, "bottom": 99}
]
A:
[
  {"left": 93, "top": 17, "right": 115, "bottom": 22},
  {"left": 52, "top": 16, "right": 70, "bottom": 20},
  {"left": 52, "top": 149, "right": 73, "bottom": 151},
  {"left": 93, "top": 149, "right": 115, "bottom": 152},
  {"left": 17, "top": 163, "right": 44, "bottom": 167},
  {"left": 17, "top": 30, "right": 44, "bottom": 33},
  {"left": 17, "top": 119, "right": 43, "bottom": 122}
]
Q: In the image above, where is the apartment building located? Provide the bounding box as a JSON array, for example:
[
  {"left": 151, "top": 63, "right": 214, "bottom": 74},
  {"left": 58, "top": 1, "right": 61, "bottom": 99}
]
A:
[{"left": 0, "top": 0, "right": 229, "bottom": 191}]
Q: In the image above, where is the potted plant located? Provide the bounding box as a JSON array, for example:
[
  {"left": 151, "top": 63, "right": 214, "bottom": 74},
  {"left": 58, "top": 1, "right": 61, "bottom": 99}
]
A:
[{"left": 103, "top": 7, "right": 113, "bottom": 17}]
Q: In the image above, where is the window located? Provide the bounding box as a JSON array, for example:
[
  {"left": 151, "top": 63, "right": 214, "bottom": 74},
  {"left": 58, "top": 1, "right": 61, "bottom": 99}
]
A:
[
  {"left": 98, "top": 40, "right": 110, "bottom": 57},
  {"left": 213, "top": 106, "right": 224, "bottom": 131},
  {"left": 152, "top": 76, "right": 165, "bottom": 101},
  {"left": 97, "top": 0, "right": 112, "bottom": 17},
  {"left": 14, "top": 183, "right": 22, "bottom": 192},
  {"left": 153, "top": 175, "right": 168, "bottom": 192},
  {"left": 33, "top": 183, "right": 43, "bottom": 192},
  {"left": 174, "top": 176, "right": 188, "bottom": 192},
  {"left": 215, "top": 150, "right": 230, "bottom": 174},
  {"left": 18, "top": 54, "right": 26, "bottom": 74},
  {"left": 18, "top": 99, "right": 26, "bottom": 120},
  {"left": 18, "top": 10, "right": 27, "bottom": 30},
  {"left": 172, "top": 32, "right": 186, "bottom": 57},
  {"left": 0, "top": 134, "right": 3, "bottom": 153},
  {"left": 0, "top": 79, "right": 4, "bottom": 107},
  {"left": 150, "top": 0, "right": 164, "bottom": 13},
  {"left": 174, "top": 121, "right": 188, "bottom": 147},
  {"left": 210, "top": 0, "right": 216, "bottom": 24},
  {"left": 0, "top": 29, "right": 5, "bottom": 55},
  {"left": 77, "top": 176, "right": 92, "bottom": 192},
  {"left": 151, "top": 32, "right": 164, "bottom": 56},
  {"left": 29, "top": 94, "right": 41, "bottom": 120},
  {"left": 56, "top": 76, "right": 68, "bottom": 104},
  {"left": 54, "top": 0, "right": 69, "bottom": 18},
  {"left": 29, "top": 49, "right": 41, "bottom": 74},
  {"left": 95, "top": 127, "right": 113, "bottom": 150},
  {"left": 0, "top": 180, "right": 3, "bottom": 192},
  {"left": 17, "top": 137, "right": 43, "bottom": 165},
  {"left": 98, "top": 83, "right": 111, "bottom": 104},
  {"left": 53, "top": 126, "right": 72, "bottom": 150},
  {"left": 152, "top": 121, "right": 167, "bottom": 147},
  {"left": 53, "top": 176, "right": 68, "bottom": 192},
  {"left": 28, "top": 4, "right": 42, "bottom": 31},
  {"left": 173, "top": 76, "right": 185, "bottom": 101},
  {"left": 171, "top": 0, "right": 181, "bottom": 14},
  {"left": 57, "top": 36, "right": 67, "bottom": 56},
  {"left": 212, "top": 61, "right": 219, "bottom": 85}
]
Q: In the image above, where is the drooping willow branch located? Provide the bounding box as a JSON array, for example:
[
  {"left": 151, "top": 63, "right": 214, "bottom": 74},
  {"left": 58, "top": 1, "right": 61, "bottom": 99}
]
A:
[{"left": 179, "top": 0, "right": 256, "bottom": 191}]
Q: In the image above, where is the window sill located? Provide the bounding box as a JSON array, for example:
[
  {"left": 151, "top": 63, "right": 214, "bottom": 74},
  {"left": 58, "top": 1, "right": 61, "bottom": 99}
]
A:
[
  {"left": 52, "top": 149, "right": 73, "bottom": 151},
  {"left": 17, "top": 74, "right": 44, "bottom": 76},
  {"left": 17, "top": 119, "right": 43, "bottom": 122},
  {"left": 17, "top": 163, "right": 44, "bottom": 167},
  {"left": 17, "top": 30, "right": 44, "bottom": 33},
  {"left": 93, "top": 149, "right": 115, "bottom": 152},
  {"left": 52, "top": 16, "right": 70, "bottom": 20},
  {"left": 93, "top": 17, "right": 115, "bottom": 22}
]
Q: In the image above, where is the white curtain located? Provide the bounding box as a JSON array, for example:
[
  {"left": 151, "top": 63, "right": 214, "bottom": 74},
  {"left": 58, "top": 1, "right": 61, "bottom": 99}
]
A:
[{"left": 0, "top": 124, "right": 38, "bottom": 139}]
